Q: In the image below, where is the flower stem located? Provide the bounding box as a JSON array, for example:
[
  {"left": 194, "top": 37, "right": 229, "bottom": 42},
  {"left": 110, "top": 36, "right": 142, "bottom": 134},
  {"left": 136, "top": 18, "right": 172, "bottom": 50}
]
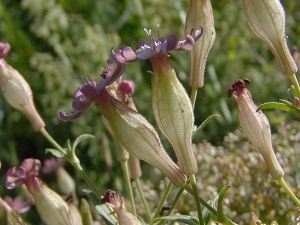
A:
[
  {"left": 39, "top": 127, "right": 103, "bottom": 197},
  {"left": 277, "top": 176, "right": 300, "bottom": 207},
  {"left": 120, "top": 160, "right": 137, "bottom": 216},
  {"left": 191, "top": 87, "right": 198, "bottom": 109},
  {"left": 134, "top": 177, "right": 152, "bottom": 221},
  {"left": 189, "top": 174, "right": 204, "bottom": 225},
  {"left": 289, "top": 73, "right": 300, "bottom": 97},
  {"left": 151, "top": 181, "right": 173, "bottom": 223},
  {"left": 39, "top": 127, "right": 66, "bottom": 155}
]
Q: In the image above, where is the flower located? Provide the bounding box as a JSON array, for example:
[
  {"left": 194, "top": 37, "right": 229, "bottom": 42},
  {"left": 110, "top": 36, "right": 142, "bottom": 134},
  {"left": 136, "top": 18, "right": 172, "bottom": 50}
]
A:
[
  {"left": 4, "top": 196, "right": 34, "bottom": 214},
  {"left": 59, "top": 60, "right": 186, "bottom": 187},
  {"left": 6, "top": 158, "right": 75, "bottom": 225},
  {"left": 0, "top": 42, "right": 45, "bottom": 131},
  {"left": 102, "top": 190, "right": 141, "bottom": 225},
  {"left": 116, "top": 27, "right": 203, "bottom": 63},
  {"left": 228, "top": 79, "right": 284, "bottom": 180}
]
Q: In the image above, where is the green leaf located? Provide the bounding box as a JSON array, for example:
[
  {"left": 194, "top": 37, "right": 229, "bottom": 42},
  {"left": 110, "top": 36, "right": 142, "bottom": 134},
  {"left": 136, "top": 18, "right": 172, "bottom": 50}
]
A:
[
  {"left": 83, "top": 189, "right": 117, "bottom": 225},
  {"left": 45, "top": 148, "right": 65, "bottom": 158},
  {"left": 152, "top": 215, "right": 199, "bottom": 225},
  {"left": 215, "top": 186, "right": 237, "bottom": 225},
  {"left": 257, "top": 101, "right": 300, "bottom": 117},
  {"left": 72, "top": 134, "right": 94, "bottom": 152},
  {"left": 202, "top": 200, "right": 213, "bottom": 224},
  {"left": 193, "top": 114, "right": 220, "bottom": 139}
]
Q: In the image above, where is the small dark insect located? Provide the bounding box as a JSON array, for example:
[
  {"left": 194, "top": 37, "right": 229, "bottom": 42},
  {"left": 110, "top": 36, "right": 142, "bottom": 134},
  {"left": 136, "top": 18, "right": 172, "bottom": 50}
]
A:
[{"left": 159, "top": 206, "right": 171, "bottom": 216}]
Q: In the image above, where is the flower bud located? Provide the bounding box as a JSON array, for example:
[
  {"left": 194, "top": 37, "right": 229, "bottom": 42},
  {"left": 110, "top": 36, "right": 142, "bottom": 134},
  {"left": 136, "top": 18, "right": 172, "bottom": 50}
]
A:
[
  {"left": 80, "top": 198, "right": 94, "bottom": 225},
  {"left": 242, "top": 0, "right": 297, "bottom": 76},
  {"left": 228, "top": 79, "right": 284, "bottom": 180},
  {"left": 0, "top": 42, "right": 45, "bottom": 131},
  {"left": 185, "top": 0, "right": 216, "bottom": 88},
  {"left": 102, "top": 190, "right": 141, "bottom": 225},
  {"left": 151, "top": 54, "right": 197, "bottom": 176}
]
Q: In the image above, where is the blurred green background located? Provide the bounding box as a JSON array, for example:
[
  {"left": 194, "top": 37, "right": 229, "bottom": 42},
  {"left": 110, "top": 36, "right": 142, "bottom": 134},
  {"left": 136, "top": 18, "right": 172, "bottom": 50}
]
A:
[{"left": 0, "top": 0, "right": 299, "bottom": 224}]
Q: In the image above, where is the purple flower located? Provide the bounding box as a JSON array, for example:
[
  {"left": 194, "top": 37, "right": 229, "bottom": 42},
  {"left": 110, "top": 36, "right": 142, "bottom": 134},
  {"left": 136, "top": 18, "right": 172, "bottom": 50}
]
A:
[
  {"left": 116, "top": 27, "right": 203, "bottom": 63},
  {"left": 59, "top": 52, "right": 126, "bottom": 121},
  {"left": 6, "top": 158, "right": 41, "bottom": 192},
  {"left": 42, "top": 157, "right": 66, "bottom": 174},
  {"left": 4, "top": 196, "right": 34, "bottom": 214}
]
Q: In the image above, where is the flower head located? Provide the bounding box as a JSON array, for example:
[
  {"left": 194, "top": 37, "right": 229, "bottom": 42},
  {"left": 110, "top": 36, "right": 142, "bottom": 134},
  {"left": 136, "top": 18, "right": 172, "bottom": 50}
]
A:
[
  {"left": 116, "top": 27, "right": 203, "bottom": 63},
  {"left": 58, "top": 51, "right": 126, "bottom": 121}
]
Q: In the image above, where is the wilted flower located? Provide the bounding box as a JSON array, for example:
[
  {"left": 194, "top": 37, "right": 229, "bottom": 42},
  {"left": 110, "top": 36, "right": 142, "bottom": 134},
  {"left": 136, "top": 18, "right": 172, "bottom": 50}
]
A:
[
  {"left": 116, "top": 27, "right": 202, "bottom": 63},
  {"left": 228, "top": 79, "right": 284, "bottom": 180},
  {"left": 242, "top": 0, "right": 297, "bottom": 76},
  {"left": 101, "top": 190, "right": 141, "bottom": 225},
  {"left": 6, "top": 158, "right": 74, "bottom": 225},
  {"left": 0, "top": 42, "right": 45, "bottom": 131},
  {"left": 59, "top": 56, "right": 186, "bottom": 187}
]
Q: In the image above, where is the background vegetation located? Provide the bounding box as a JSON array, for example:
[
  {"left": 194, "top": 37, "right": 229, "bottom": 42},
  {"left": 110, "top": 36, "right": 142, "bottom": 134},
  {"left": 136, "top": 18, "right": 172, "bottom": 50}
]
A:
[{"left": 0, "top": 0, "right": 299, "bottom": 224}]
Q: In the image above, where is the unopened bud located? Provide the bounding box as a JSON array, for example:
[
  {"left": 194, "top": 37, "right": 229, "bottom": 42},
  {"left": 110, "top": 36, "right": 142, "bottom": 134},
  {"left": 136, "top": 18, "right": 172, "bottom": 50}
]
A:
[
  {"left": 185, "top": 0, "right": 216, "bottom": 88},
  {"left": 228, "top": 79, "right": 284, "bottom": 180},
  {"left": 80, "top": 198, "right": 94, "bottom": 225},
  {"left": 242, "top": 0, "right": 297, "bottom": 75},
  {"left": 151, "top": 54, "right": 197, "bottom": 176},
  {"left": 0, "top": 42, "right": 45, "bottom": 131}
]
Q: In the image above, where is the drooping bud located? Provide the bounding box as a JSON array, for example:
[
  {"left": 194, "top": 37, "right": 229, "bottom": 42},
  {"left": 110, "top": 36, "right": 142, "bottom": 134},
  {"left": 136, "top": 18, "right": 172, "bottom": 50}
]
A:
[
  {"left": 242, "top": 0, "right": 297, "bottom": 76},
  {"left": 228, "top": 79, "right": 284, "bottom": 180},
  {"left": 97, "top": 89, "right": 187, "bottom": 187},
  {"left": 151, "top": 54, "right": 197, "bottom": 176},
  {"left": 0, "top": 42, "right": 45, "bottom": 131},
  {"left": 185, "top": 0, "right": 216, "bottom": 88},
  {"left": 102, "top": 190, "right": 141, "bottom": 225}
]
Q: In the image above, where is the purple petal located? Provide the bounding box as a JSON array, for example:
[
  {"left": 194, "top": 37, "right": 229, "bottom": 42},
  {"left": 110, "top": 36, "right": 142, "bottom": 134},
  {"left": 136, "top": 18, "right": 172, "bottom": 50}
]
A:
[
  {"left": 6, "top": 167, "right": 26, "bottom": 190},
  {"left": 42, "top": 158, "right": 66, "bottom": 174},
  {"left": 135, "top": 49, "right": 157, "bottom": 60},
  {"left": 137, "top": 40, "right": 147, "bottom": 48},
  {"left": 175, "top": 35, "right": 195, "bottom": 51},
  {"left": 72, "top": 99, "right": 91, "bottom": 112},
  {"left": 166, "top": 34, "right": 179, "bottom": 51},
  {"left": 80, "top": 84, "right": 98, "bottom": 98},
  {"left": 116, "top": 47, "right": 139, "bottom": 63},
  {"left": 58, "top": 111, "right": 84, "bottom": 121},
  {"left": 20, "top": 159, "right": 41, "bottom": 177}
]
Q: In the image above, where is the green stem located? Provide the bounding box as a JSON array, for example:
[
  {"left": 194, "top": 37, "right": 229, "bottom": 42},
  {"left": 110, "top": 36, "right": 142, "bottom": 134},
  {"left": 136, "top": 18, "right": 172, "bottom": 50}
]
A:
[
  {"left": 289, "top": 74, "right": 300, "bottom": 97},
  {"left": 191, "top": 87, "right": 198, "bottom": 109},
  {"left": 39, "top": 127, "right": 66, "bottom": 155},
  {"left": 134, "top": 178, "right": 152, "bottom": 221},
  {"left": 39, "top": 127, "right": 103, "bottom": 197},
  {"left": 151, "top": 181, "right": 173, "bottom": 223},
  {"left": 157, "top": 185, "right": 185, "bottom": 225},
  {"left": 277, "top": 176, "right": 300, "bottom": 207},
  {"left": 120, "top": 160, "right": 137, "bottom": 216},
  {"left": 189, "top": 174, "right": 204, "bottom": 225},
  {"left": 183, "top": 183, "right": 217, "bottom": 215}
]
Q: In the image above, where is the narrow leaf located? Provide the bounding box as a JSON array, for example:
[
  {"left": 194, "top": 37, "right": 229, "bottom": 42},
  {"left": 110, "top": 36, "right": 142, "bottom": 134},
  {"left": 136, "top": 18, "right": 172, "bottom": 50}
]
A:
[
  {"left": 72, "top": 134, "right": 94, "bottom": 151},
  {"left": 193, "top": 114, "right": 220, "bottom": 138},
  {"left": 45, "top": 148, "right": 65, "bottom": 158},
  {"left": 152, "top": 215, "right": 199, "bottom": 225}
]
